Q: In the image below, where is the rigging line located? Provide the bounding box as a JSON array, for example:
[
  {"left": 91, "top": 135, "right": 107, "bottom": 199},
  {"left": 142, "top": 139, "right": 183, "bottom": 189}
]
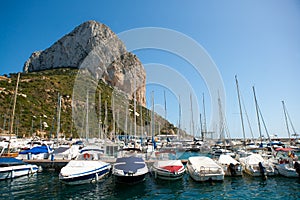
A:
[
  {"left": 223, "top": 117, "right": 231, "bottom": 140},
  {"left": 257, "top": 104, "right": 276, "bottom": 155},
  {"left": 257, "top": 104, "right": 271, "bottom": 143},
  {"left": 285, "top": 104, "right": 297, "bottom": 136},
  {"left": 282, "top": 101, "right": 291, "bottom": 139},
  {"left": 240, "top": 94, "right": 255, "bottom": 141}
]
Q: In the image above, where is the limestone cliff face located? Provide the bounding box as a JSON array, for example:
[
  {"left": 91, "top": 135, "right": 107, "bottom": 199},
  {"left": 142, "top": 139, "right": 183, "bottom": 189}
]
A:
[{"left": 23, "top": 20, "right": 145, "bottom": 105}]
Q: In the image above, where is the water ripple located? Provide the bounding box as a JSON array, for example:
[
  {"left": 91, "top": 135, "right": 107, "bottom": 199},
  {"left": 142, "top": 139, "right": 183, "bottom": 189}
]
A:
[{"left": 1, "top": 171, "right": 300, "bottom": 200}]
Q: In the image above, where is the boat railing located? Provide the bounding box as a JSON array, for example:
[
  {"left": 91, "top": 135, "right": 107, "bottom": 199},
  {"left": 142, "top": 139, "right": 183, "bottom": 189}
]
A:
[{"left": 199, "top": 166, "right": 222, "bottom": 174}]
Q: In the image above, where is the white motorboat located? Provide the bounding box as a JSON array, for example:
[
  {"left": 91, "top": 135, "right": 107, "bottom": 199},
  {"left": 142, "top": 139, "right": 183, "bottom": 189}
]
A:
[
  {"left": 239, "top": 154, "right": 275, "bottom": 178},
  {"left": 51, "top": 145, "right": 80, "bottom": 160},
  {"left": 276, "top": 161, "right": 300, "bottom": 178},
  {"left": 274, "top": 148, "right": 300, "bottom": 178},
  {"left": 151, "top": 159, "right": 185, "bottom": 180},
  {"left": 186, "top": 156, "right": 225, "bottom": 182},
  {"left": 59, "top": 148, "right": 111, "bottom": 185},
  {"left": 113, "top": 156, "right": 148, "bottom": 184},
  {"left": 0, "top": 157, "right": 39, "bottom": 180},
  {"left": 217, "top": 154, "right": 242, "bottom": 176}
]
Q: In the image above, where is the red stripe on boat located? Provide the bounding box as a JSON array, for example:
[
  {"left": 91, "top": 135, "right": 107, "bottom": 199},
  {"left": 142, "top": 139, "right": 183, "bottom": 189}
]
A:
[{"left": 161, "top": 166, "right": 182, "bottom": 173}]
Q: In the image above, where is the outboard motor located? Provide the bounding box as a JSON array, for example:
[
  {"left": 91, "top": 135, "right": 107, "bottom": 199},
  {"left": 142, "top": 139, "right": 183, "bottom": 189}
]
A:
[
  {"left": 228, "top": 163, "right": 237, "bottom": 176},
  {"left": 258, "top": 162, "right": 267, "bottom": 180},
  {"left": 294, "top": 161, "right": 300, "bottom": 178}
]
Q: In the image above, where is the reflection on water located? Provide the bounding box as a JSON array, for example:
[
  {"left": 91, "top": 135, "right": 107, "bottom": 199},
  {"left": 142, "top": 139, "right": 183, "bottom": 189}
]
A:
[{"left": 0, "top": 170, "right": 300, "bottom": 199}]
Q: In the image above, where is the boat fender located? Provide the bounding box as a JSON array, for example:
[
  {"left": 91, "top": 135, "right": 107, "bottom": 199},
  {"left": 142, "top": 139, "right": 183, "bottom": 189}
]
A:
[
  {"left": 294, "top": 162, "right": 300, "bottom": 177},
  {"left": 83, "top": 153, "right": 90, "bottom": 160},
  {"left": 228, "top": 163, "right": 237, "bottom": 176},
  {"left": 258, "top": 162, "right": 267, "bottom": 180},
  {"left": 38, "top": 166, "right": 43, "bottom": 172},
  {"left": 95, "top": 172, "right": 99, "bottom": 182},
  {"left": 29, "top": 166, "right": 33, "bottom": 175}
]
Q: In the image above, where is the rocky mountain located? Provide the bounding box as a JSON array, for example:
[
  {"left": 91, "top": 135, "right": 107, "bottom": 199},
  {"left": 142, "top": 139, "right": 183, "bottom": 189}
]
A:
[{"left": 23, "top": 20, "right": 146, "bottom": 106}]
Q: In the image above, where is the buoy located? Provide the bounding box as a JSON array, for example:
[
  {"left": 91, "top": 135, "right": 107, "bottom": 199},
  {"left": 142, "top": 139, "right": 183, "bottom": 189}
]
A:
[{"left": 83, "top": 153, "right": 90, "bottom": 160}]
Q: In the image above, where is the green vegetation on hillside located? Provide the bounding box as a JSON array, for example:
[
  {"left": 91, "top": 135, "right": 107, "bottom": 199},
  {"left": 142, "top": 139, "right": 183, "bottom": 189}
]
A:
[{"left": 0, "top": 68, "right": 179, "bottom": 139}]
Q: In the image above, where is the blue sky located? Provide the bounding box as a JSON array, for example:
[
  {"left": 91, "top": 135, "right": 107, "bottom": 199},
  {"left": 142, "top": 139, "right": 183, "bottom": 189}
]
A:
[{"left": 1, "top": 0, "right": 300, "bottom": 139}]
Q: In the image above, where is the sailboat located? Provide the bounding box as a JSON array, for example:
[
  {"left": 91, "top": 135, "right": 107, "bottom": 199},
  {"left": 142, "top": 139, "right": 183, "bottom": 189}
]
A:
[
  {"left": 112, "top": 70, "right": 149, "bottom": 184},
  {"left": 0, "top": 73, "right": 20, "bottom": 158},
  {"left": 0, "top": 73, "right": 40, "bottom": 180},
  {"left": 238, "top": 87, "right": 276, "bottom": 179}
]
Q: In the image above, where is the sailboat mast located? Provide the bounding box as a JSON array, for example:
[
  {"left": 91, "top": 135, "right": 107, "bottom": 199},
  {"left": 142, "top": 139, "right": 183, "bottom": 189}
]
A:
[
  {"left": 200, "top": 113, "right": 204, "bottom": 141},
  {"left": 125, "top": 103, "right": 128, "bottom": 135},
  {"left": 9, "top": 73, "right": 20, "bottom": 137},
  {"left": 85, "top": 91, "right": 89, "bottom": 141},
  {"left": 104, "top": 100, "right": 108, "bottom": 139},
  {"left": 178, "top": 95, "right": 181, "bottom": 140},
  {"left": 133, "top": 69, "right": 137, "bottom": 142},
  {"left": 164, "top": 90, "right": 167, "bottom": 131},
  {"left": 112, "top": 94, "right": 115, "bottom": 141},
  {"left": 140, "top": 102, "right": 143, "bottom": 137},
  {"left": 56, "top": 93, "right": 62, "bottom": 143},
  {"left": 202, "top": 93, "right": 207, "bottom": 139},
  {"left": 151, "top": 91, "right": 155, "bottom": 139},
  {"left": 235, "top": 75, "right": 246, "bottom": 144},
  {"left": 190, "top": 93, "right": 194, "bottom": 138},
  {"left": 98, "top": 92, "right": 102, "bottom": 139},
  {"left": 218, "top": 92, "right": 224, "bottom": 141},
  {"left": 252, "top": 86, "right": 263, "bottom": 145},
  {"left": 282, "top": 101, "right": 291, "bottom": 140}
]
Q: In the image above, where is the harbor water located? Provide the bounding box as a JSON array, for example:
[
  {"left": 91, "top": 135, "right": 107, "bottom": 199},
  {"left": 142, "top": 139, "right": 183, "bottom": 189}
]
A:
[
  {"left": 1, "top": 171, "right": 300, "bottom": 200},
  {"left": 1, "top": 152, "right": 300, "bottom": 199}
]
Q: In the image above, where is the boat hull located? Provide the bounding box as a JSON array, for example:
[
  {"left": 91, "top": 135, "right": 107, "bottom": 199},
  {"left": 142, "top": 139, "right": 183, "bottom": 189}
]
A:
[
  {"left": 276, "top": 164, "right": 299, "bottom": 178},
  {"left": 113, "top": 156, "right": 149, "bottom": 184},
  {"left": 59, "top": 160, "right": 111, "bottom": 185},
  {"left": 187, "top": 164, "right": 224, "bottom": 181},
  {"left": 186, "top": 156, "right": 225, "bottom": 182},
  {"left": 0, "top": 165, "right": 38, "bottom": 180},
  {"left": 114, "top": 173, "right": 147, "bottom": 184},
  {"left": 221, "top": 165, "right": 243, "bottom": 176},
  {"left": 59, "top": 168, "right": 110, "bottom": 185},
  {"left": 242, "top": 164, "right": 275, "bottom": 177},
  {"left": 151, "top": 165, "right": 185, "bottom": 181}
]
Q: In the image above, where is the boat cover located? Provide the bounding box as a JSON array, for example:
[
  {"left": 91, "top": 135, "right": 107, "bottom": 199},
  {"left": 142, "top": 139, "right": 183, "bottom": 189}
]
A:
[
  {"left": 114, "top": 156, "right": 146, "bottom": 173},
  {"left": 53, "top": 147, "right": 69, "bottom": 154},
  {"left": 0, "top": 157, "right": 25, "bottom": 166},
  {"left": 19, "top": 145, "right": 51, "bottom": 155},
  {"left": 189, "top": 156, "right": 220, "bottom": 169},
  {"left": 218, "top": 155, "right": 239, "bottom": 165},
  {"left": 244, "top": 154, "right": 264, "bottom": 165}
]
